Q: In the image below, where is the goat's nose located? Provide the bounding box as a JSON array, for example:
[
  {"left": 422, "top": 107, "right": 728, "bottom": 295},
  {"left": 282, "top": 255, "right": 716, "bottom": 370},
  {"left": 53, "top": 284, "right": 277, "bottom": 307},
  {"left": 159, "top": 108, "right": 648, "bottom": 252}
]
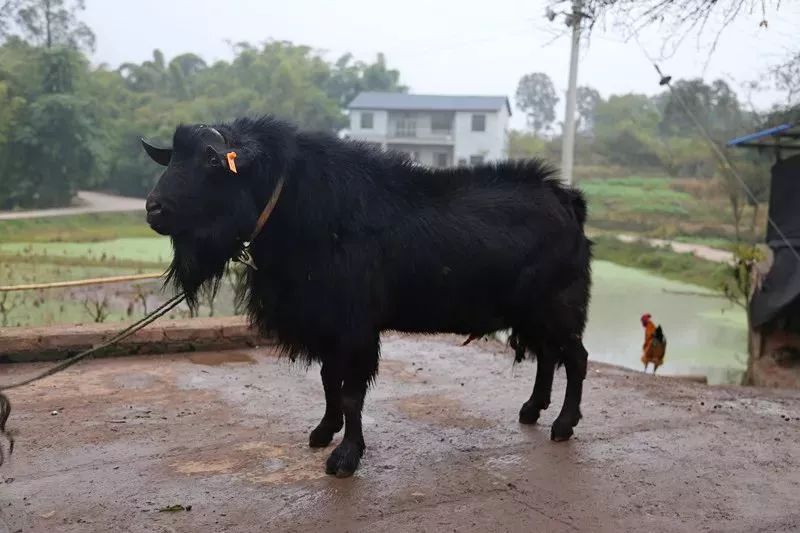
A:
[{"left": 145, "top": 197, "right": 162, "bottom": 214}]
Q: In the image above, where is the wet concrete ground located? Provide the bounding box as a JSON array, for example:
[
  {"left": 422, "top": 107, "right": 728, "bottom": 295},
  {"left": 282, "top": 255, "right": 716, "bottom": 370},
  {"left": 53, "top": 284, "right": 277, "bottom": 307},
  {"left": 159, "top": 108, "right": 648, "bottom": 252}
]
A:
[{"left": 1, "top": 334, "right": 799, "bottom": 532}]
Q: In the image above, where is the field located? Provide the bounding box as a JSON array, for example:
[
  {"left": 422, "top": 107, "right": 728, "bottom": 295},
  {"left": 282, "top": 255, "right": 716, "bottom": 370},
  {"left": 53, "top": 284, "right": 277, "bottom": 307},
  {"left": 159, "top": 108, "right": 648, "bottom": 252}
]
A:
[
  {"left": 0, "top": 212, "right": 153, "bottom": 243},
  {"left": 580, "top": 174, "right": 766, "bottom": 244},
  {"left": 1, "top": 176, "right": 746, "bottom": 327},
  {"left": 0, "top": 218, "right": 240, "bottom": 327},
  {"left": 0, "top": 185, "right": 750, "bottom": 381}
]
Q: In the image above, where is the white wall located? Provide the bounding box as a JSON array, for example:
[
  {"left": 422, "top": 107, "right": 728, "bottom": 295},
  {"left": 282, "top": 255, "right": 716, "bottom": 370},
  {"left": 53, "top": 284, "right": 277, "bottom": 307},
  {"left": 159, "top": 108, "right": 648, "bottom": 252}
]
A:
[
  {"left": 348, "top": 107, "right": 509, "bottom": 165},
  {"left": 496, "top": 106, "right": 510, "bottom": 159},
  {"left": 348, "top": 110, "right": 388, "bottom": 146},
  {"left": 453, "top": 109, "right": 508, "bottom": 164}
]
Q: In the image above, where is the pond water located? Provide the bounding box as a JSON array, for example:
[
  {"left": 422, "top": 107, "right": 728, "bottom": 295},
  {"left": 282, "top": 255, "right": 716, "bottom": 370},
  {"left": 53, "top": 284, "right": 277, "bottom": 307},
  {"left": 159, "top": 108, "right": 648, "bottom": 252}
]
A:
[{"left": 585, "top": 261, "right": 747, "bottom": 384}]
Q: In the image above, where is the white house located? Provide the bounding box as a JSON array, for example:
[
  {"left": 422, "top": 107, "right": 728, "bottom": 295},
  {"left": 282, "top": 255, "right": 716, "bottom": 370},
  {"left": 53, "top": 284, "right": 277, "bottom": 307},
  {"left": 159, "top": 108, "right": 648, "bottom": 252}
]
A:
[{"left": 345, "top": 92, "right": 511, "bottom": 168}]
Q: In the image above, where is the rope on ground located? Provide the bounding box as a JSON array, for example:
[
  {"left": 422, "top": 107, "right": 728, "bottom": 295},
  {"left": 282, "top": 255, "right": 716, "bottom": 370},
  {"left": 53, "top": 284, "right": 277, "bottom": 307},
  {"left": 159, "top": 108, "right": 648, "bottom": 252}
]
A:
[
  {"left": 0, "top": 291, "right": 187, "bottom": 466},
  {"left": 0, "top": 272, "right": 164, "bottom": 292}
]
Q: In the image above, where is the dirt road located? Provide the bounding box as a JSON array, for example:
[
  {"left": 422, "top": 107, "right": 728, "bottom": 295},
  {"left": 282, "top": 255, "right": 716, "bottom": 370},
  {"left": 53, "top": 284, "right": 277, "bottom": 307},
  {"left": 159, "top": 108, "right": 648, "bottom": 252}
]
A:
[
  {"left": 616, "top": 234, "right": 734, "bottom": 264},
  {"left": 0, "top": 191, "right": 144, "bottom": 220},
  {"left": 1, "top": 335, "right": 798, "bottom": 532}
]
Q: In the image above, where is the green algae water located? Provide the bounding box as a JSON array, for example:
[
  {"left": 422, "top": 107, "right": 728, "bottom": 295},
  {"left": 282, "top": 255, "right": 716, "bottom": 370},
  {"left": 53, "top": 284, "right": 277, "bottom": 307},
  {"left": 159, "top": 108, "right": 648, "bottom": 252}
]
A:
[{"left": 586, "top": 261, "right": 747, "bottom": 384}]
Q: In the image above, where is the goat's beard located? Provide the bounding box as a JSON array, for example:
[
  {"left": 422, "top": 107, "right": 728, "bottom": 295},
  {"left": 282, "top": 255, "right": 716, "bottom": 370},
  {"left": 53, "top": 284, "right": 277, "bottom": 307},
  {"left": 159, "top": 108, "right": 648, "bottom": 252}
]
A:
[{"left": 164, "top": 222, "right": 242, "bottom": 309}]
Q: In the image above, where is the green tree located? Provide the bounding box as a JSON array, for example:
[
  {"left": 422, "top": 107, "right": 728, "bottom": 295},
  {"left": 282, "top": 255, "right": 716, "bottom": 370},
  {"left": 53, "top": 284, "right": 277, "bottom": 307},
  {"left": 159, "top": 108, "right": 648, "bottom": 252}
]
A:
[
  {"left": 7, "top": 0, "right": 95, "bottom": 51},
  {"left": 2, "top": 47, "right": 101, "bottom": 207},
  {"left": 659, "top": 78, "right": 746, "bottom": 141},
  {"left": 1, "top": 25, "right": 408, "bottom": 204},
  {"left": 576, "top": 85, "right": 601, "bottom": 133},
  {"left": 118, "top": 49, "right": 168, "bottom": 93},
  {"left": 515, "top": 72, "right": 559, "bottom": 134},
  {"left": 654, "top": 136, "right": 715, "bottom": 177},
  {"left": 508, "top": 130, "right": 548, "bottom": 159},
  {"left": 99, "top": 41, "right": 407, "bottom": 198},
  {"left": 326, "top": 52, "right": 407, "bottom": 107},
  {"left": 593, "top": 94, "right": 662, "bottom": 168}
]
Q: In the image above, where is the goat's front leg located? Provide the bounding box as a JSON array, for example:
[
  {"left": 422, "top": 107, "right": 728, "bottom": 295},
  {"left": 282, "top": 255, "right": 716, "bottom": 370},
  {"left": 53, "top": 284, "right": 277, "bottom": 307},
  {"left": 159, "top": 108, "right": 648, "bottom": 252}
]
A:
[
  {"left": 309, "top": 362, "right": 343, "bottom": 448},
  {"left": 325, "top": 371, "right": 369, "bottom": 478}
]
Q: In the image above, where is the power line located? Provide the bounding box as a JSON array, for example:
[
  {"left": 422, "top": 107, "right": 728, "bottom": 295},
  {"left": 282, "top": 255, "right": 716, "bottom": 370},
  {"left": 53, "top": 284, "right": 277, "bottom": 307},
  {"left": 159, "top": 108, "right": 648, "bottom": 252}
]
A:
[{"left": 633, "top": 34, "right": 800, "bottom": 267}]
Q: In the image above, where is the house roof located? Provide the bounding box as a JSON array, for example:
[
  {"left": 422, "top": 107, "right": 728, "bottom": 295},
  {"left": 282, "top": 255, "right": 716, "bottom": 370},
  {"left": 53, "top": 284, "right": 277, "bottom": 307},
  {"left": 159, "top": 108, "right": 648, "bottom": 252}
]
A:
[{"left": 348, "top": 92, "right": 512, "bottom": 115}]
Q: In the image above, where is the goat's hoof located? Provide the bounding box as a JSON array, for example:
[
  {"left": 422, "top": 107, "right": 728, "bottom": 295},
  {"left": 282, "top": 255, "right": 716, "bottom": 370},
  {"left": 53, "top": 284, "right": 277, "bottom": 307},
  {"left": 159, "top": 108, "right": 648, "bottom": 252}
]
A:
[
  {"left": 518, "top": 403, "right": 541, "bottom": 425},
  {"left": 550, "top": 419, "right": 575, "bottom": 442},
  {"left": 325, "top": 439, "right": 364, "bottom": 478},
  {"left": 309, "top": 422, "right": 341, "bottom": 448}
]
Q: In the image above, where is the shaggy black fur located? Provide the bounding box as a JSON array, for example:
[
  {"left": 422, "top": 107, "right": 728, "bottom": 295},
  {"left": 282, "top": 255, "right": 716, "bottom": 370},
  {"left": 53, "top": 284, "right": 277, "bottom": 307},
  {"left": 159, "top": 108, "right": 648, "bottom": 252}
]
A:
[{"left": 143, "top": 116, "right": 592, "bottom": 477}]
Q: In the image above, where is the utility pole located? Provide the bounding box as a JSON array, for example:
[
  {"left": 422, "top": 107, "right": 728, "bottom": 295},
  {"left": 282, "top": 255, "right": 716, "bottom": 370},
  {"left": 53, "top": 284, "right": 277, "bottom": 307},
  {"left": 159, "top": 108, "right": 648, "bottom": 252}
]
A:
[{"left": 560, "top": 0, "right": 583, "bottom": 186}]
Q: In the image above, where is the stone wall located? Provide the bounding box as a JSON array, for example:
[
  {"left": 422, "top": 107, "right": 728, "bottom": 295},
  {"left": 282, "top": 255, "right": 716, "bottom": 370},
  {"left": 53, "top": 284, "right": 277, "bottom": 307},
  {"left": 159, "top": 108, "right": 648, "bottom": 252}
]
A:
[{"left": 0, "top": 316, "right": 272, "bottom": 363}]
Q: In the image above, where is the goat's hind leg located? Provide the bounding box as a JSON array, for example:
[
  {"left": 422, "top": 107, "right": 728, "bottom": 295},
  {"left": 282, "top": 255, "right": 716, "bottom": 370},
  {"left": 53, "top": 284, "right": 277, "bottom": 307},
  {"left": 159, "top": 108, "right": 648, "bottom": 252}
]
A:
[
  {"left": 518, "top": 340, "right": 557, "bottom": 425},
  {"left": 551, "top": 336, "right": 588, "bottom": 441}
]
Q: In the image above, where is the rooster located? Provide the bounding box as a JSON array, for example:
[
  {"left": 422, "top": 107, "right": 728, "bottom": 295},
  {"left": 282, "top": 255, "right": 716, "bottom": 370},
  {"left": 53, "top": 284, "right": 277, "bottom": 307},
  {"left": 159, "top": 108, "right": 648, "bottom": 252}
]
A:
[{"left": 640, "top": 313, "right": 666, "bottom": 374}]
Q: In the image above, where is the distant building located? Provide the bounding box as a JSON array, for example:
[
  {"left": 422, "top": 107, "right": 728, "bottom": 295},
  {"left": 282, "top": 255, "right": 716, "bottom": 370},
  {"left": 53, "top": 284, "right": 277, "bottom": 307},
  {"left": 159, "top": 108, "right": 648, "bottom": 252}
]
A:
[{"left": 345, "top": 92, "right": 511, "bottom": 168}]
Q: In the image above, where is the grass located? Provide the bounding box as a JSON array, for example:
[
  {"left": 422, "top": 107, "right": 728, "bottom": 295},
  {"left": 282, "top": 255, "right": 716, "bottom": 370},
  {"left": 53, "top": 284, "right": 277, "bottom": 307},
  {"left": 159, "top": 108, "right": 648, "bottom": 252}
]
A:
[
  {"left": 0, "top": 261, "right": 158, "bottom": 327},
  {"left": 0, "top": 213, "right": 175, "bottom": 326},
  {"left": 0, "top": 257, "right": 234, "bottom": 327},
  {"left": 0, "top": 237, "right": 171, "bottom": 264},
  {"left": 578, "top": 175, "right": 756, "bottom": 244},
  {"left": 591, "top": 235, "right": 730, "bottom": 292},
  {"left": 0, "top": 212, "right": 155, "bottom": 243},
  {"left": 581, "top": 177, "right": 694, "bottom": 219}
]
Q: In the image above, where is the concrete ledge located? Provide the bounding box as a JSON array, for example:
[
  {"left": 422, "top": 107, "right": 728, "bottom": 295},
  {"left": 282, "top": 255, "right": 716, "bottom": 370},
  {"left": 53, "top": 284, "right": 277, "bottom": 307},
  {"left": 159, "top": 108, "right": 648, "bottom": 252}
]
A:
[{"left": 0, "top": 316, "right": 273, "bottom": 363}]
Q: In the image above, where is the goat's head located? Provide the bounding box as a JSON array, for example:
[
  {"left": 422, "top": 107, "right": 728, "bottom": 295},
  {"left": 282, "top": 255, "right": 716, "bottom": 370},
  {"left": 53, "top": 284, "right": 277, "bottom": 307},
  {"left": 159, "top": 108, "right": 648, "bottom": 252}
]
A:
[{"left": 141, "top": 123, "right": 261, "bottom": 303}]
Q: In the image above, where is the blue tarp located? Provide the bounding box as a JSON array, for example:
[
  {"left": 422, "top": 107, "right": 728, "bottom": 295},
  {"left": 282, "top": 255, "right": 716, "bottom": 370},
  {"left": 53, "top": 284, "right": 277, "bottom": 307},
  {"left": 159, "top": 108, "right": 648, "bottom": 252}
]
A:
[{"left": 727, "top": 123, "right": 800, "bottom": 149}]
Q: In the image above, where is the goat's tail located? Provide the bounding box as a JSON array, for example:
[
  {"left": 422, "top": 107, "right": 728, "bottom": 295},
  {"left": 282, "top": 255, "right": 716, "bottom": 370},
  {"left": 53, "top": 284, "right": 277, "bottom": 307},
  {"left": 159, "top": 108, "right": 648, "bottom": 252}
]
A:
[
  {"left": 549, "top": 181, "right": 588, "bottom": 231},
  {"left": 567, "top": 188, "right": 587, "bottom": 229}
]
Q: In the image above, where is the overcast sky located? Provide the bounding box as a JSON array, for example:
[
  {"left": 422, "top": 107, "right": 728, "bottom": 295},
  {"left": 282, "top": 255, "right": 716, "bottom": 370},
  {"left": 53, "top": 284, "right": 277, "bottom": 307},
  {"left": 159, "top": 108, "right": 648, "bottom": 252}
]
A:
[{"left": 84, "top": 0, "right": 799, "bottom": 129}]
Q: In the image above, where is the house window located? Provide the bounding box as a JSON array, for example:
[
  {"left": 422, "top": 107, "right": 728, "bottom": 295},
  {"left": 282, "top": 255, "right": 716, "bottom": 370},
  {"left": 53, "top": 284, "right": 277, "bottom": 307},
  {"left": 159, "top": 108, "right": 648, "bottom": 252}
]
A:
[
  {"left": 434, "top": 152, "right": 449, "bottom": 168},
  {"left": 470, "top": 155, "right": 484, "bottom": 165},
  {"left": 431, "top": 113, "right": 453, "bottom": 133},
  {"left": 394, "top": 115, "right": 417, "bottom": 137},
  {"left": 457, "top": 158, "right": 467, "bottom": 166},
  {"left": 471, "top": 114, "right": 486, "bottom": 132},
  {"left": 360, "top": 112, "right": 374, "bottom": 129}
]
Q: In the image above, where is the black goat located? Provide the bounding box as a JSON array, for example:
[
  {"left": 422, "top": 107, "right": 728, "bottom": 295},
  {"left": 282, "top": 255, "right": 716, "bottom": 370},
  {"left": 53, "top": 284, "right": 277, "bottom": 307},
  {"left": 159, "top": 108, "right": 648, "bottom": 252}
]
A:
[{"left": 141, "top": 116, "right": 592, "bottom": 477}]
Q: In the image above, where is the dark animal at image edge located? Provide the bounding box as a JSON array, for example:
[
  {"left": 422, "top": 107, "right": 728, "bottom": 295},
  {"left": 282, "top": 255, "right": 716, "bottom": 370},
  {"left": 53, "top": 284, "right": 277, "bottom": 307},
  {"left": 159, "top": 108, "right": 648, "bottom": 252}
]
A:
[{"left": 141, "top": 116, "right": 593, "bottom": 477}]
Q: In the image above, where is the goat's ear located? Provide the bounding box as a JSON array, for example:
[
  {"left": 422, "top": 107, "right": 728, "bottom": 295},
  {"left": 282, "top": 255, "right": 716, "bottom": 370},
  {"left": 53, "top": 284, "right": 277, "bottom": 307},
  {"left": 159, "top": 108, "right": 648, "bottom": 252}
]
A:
[
  {"left": 207, "top": 145, "right": 252, "bottom": 174},
  {"left": 205, "top": 145, "right": 226, "bottom": 170},
  {"left": 140, "top": 137, "right": 172, "bottom": 166}
]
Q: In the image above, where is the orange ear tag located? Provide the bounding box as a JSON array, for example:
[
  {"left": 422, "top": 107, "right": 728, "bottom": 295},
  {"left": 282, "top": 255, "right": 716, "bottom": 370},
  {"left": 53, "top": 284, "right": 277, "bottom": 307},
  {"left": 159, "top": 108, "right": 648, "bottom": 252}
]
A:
[{"left": 226, "top": 151, "right": 238, "bottom": 173}]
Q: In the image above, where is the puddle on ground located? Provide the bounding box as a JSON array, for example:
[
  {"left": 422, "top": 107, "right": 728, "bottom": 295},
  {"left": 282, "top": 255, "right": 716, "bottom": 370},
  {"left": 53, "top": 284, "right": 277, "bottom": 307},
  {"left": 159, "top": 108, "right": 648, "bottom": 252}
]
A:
[
  {"left": 397, "top": 394, "right": 492, "bottom": 429},
  {"left": 380, "top": 359, "right": 426, "bottom": 383},
  {"left": 187, "top": 352, "right": 256, "bottom": 366},
  {"left": 175, "top": 458, "right": 239, "bottom": 474},
  {"left": 171, "top": 441, "right": 327, "bottom": 485}
]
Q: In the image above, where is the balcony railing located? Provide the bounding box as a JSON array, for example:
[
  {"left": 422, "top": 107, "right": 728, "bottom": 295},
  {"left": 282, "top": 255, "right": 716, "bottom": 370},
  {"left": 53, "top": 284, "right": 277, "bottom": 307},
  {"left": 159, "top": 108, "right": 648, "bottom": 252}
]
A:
[{"left": 389, "top": 120, "right": 454, "bottom": 142}]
